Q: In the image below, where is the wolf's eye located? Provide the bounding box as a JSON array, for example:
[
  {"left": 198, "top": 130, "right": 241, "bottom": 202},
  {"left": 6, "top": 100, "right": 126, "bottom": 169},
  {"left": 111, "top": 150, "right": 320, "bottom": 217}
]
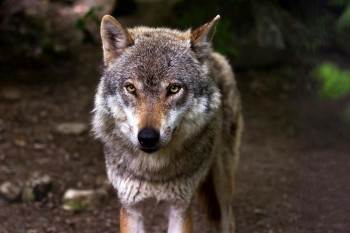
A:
[
  {"left": 168, "top": 85, "right": 181, "bottom": 94},
  {"left": 126, "top": 85, "right": 136, "bottom": 93}
]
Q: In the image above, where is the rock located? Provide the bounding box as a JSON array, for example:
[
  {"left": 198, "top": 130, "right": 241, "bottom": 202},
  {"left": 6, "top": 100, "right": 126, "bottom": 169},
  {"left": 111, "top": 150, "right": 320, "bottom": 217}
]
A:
[
  {"left": 53, "top": 44, "right": 68, "bottom": 55},
  {"left": 253, "top": 208, "right": 266, "bottom": 216},
  {"left": 56, "top": 122, "right": 88, "bottom": 135},
  {"left": 22, "top": 173, "right": 52, "bottom": 201},
  {"left": 21, "top": 185, "right": 36, "bottom": 202},
  {"left": 230, "top": 0, "right": 293, "bottom": 50},
  {"left": 251, "top": 1, "right": 285, "bottom": 50},
  {"left": 62, "top": 188, "right": 108, "bottom": 211},
  {"left": 1, "top": 87, "right": 22, "bottom": 101},
  {"left": 33, "top": 143, "right": 46, "bottom": 150},
  {"left": 14, "top": 139, "right": 26, "bottom": 147},
  {"left": 0, "top": 181, "right": 22, "bottom": 201},
  {"left": 219, "top": 0, "right": 306, "bottom": 68},
  {"left": 250, "top": 78, "right": 267, "bottom": 95}
]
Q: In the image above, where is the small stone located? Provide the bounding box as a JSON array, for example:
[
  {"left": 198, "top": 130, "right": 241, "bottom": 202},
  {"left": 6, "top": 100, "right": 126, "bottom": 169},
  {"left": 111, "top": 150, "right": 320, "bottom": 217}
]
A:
[
  {"left": 62, "top": 188, "right": 108, "bottom": 211},
  {"left": 53, "top": 44, "right": 67, "bottom": 55},
  {"left": 14, "top": 139, "right": 26, "bottom": 147},
  {"left": 27, "top": 229, "right": 39, "bottom": 233},
  {"left": 250, "top": 79, "right": 267, "bottom": 95},
  {"left": 33, "top": 143, "right": 46, "bottom": 150},
  {"left": 39, "top": 110, "right": 48, "bottom": 117},
  {"left": 32, "top": 173, "right": 52, "bottom": 201},
  {"left": 56, "top": 123, "right": 88, "bottom": 135},
  {"left": 0, "top": 181, "right": 22, "bottom": 201},
  {"left": 46, "top": 134, "right": 54, "bottom": 141},
  {"left": 45, "top": 226, "right": 57, "bottom": 233},
  {"left": 22, "top": 173, "right": 52, "bottom": 201},
  {"left": 72, "top": 152, "right": 80, "bottom": 160},
  {"left": 253, "top": 208, "right": 265, "bottom": 216},
  {"left": 1, "top": 87, "right": 22, "bottom": 101},
  {"left": 21, "top": 185, "right": 36, "bottom": 202}
]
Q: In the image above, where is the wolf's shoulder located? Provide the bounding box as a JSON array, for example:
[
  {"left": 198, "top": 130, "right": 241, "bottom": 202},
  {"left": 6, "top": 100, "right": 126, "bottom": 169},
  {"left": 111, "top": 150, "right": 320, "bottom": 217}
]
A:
[{"left": 209, "top": 52, "right": 236, "bottom": 88}]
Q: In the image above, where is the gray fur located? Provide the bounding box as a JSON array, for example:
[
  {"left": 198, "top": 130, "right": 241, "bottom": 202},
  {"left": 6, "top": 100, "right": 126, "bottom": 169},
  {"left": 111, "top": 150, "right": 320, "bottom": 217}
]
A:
[{"left": 92, "top": 15, "right": 242, "bottom": 233}]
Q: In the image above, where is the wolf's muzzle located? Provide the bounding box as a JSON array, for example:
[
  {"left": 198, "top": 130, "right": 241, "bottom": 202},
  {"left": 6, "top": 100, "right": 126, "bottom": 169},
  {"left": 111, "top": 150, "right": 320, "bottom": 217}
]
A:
[{"left": 138, "top": 128, "right": 159, "bottom": 152}]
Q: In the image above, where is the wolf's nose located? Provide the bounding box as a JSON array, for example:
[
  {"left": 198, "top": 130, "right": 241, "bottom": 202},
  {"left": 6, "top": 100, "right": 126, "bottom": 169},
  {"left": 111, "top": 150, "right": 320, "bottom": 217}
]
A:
[{"left": 138, "top": 128, "right": 159, "bottom": 148}]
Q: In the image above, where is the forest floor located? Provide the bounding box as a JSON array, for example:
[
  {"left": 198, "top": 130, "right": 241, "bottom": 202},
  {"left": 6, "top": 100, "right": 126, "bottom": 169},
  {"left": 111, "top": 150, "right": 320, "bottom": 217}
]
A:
[
  {"left": 1, "top": 1, "right": 350, "bottom": 233},
  {"left": 0, "top": 43, "right": 298, "bottom": 232}
]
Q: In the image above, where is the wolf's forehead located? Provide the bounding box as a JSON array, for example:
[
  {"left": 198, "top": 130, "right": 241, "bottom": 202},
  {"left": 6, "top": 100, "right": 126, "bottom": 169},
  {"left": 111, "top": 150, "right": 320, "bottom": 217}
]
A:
[
  {"left": 120, "top": 30, "right": 192, "bottom": 79},
  {"left": 130, "top": 27, "right": 191, "bottom": 51}
]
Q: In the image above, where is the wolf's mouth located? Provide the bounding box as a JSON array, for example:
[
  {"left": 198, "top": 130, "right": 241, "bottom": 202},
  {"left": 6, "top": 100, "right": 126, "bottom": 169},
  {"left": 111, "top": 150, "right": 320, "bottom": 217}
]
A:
[{"left": 140, "top": 148, "right": 159, "bottom": 154}]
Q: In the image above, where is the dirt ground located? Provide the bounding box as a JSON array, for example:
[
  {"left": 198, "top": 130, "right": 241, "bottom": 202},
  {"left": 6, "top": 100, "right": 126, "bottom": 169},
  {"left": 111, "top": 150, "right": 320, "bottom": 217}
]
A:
[
  {"left": 1, "top": 1, "right": 350, "bottom": 233},
  {"left": 0, "top": 55, "right": 296, "bottom": 233}
]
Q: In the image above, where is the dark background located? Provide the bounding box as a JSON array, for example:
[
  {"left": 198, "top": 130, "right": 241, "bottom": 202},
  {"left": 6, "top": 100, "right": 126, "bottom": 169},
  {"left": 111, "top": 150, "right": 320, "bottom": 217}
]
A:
[{"left": 1, "top": 0, "right": 350, "bottom": 232}]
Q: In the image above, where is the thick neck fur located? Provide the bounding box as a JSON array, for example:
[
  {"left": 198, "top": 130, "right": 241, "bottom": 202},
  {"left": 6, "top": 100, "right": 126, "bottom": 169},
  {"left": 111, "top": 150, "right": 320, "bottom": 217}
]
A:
[
  {"left": 94, "top": 90, "right": 221, "bottom": 182},
  {"left": 93, "top": 25, "right": 223, "bottom": 183}
]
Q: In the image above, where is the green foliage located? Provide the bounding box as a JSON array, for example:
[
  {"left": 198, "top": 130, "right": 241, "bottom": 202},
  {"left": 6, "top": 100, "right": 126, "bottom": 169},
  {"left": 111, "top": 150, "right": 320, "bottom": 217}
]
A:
[
  {"left": 302, "top": 40, "right": 320, "bottom": 53},
  {"left": 302, "top": 19, "right": 327, "bottom": 52},
  {"left": 214, "top": 19, "right": 239, "bottom": 56},
  {"left": 177, "top": 1, "right": 240, "bottom": 57},
  {"left": 179, "top": 11, "right": 238, "bottom": 56},
  {"left": 329, "top": 0, "right": 349, "bottom": 7},
  {"left": 328, "top": 0, "right": 350, "bottom": 30},
  {"left": 11, "top": 159, "right": 27, "bottom": 166},
  {"left": 337, "top": 3, "right": 350, "bottom": 29},
  {"left": 75, "top": 6, "right": 102, "bottom": 31},
  {"left": 314, "top": 62, "right": 350, "bottom": 122},
  {"left": 178, "top": 8, "right": 206, "bottom": 28},
  {"left": 301, "top": 1, "right": 350, "bottom": 52},
  {"left": 314, "top": 62, "right": 350, "bottom": 100}
]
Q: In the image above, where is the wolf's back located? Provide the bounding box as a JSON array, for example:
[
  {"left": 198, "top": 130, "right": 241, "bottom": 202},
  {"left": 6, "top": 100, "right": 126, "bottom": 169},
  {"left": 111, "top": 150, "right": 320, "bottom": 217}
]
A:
[{"left": 209, "top": 52, "right": 243, "bottom": 171}]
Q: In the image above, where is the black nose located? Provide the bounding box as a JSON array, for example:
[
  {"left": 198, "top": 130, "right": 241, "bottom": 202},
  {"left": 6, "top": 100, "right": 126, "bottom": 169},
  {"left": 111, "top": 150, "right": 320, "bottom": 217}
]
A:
[{"left": 138, "top": 128, "right": 159, "bottom": 148}]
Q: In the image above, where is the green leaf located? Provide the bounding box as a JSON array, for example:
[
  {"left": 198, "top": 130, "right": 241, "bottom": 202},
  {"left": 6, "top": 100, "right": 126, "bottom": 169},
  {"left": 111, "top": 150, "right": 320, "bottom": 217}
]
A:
[
  {"left": 328, "top": 0, "right": 348, "bottom": 7},
  {"left": 337, "top": 3, "right": 350, "bottom": 29},
  {"left": 314, "top": 62, "right": 350, "bottom": 100},
  {"left": 75, "top": 19, "right": 85, "bottom": 30},
  {"left": 227, "top": 46, "right": 240, "bottom": 56},
  {"left": 215, "top": 45, "right": 239, "bottom": 56},
  {"left": 84, "top": 8, "right": 95, "bottom": 19}
]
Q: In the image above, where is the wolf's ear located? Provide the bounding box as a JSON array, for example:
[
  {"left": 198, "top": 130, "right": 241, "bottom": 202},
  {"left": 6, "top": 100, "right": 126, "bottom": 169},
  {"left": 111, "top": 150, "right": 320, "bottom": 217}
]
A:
[
  {"left": 191, "top": 15, "right": 220, "bottom": 59},
  {"left": 100, "top": 15, "right": 134, "bottom": 67}
]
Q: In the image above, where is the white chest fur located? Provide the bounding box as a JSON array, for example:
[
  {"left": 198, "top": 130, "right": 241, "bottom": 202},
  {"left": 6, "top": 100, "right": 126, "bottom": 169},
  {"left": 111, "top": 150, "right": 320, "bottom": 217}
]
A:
[{"left": 107, "top": 166, "right": 206, "bottom": 207}]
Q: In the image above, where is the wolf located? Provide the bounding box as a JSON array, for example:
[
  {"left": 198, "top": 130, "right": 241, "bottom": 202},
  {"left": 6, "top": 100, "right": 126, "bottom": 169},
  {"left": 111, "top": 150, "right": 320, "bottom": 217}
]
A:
[{"left": 92, "top": 14, "right": 243, "bottom": 233}]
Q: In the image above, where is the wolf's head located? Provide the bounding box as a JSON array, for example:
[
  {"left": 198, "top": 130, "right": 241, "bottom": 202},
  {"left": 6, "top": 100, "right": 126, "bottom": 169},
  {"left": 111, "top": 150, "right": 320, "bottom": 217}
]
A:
[{"left": 93, "top": 15, "right": 221, "bottom": 154}]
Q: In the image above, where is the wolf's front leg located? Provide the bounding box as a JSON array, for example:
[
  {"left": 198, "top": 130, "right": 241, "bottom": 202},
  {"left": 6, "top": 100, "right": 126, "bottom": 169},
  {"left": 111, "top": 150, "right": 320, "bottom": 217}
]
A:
[
  {"left": 167, "top": 206, "right": 193, "bottom": 233},
  {"left": 120, "top": 207, "right": 146, "bottom": 233}
]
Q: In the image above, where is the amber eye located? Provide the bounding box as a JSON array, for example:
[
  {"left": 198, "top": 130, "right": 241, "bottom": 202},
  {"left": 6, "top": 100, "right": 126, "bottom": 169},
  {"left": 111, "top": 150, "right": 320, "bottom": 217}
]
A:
[
  {"left": 126, "top": 84, "right": 136, "bottom": 93},
  {"left": 169, "top": 85, "right": 181, "bottom": 94}
]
